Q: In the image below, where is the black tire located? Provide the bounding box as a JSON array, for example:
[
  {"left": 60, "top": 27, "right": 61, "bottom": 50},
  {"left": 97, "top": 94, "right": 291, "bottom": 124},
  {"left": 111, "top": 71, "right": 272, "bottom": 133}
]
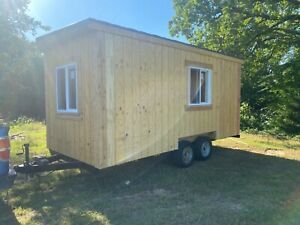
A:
[
  {"left": 173, "top": 140, "right": 194, "bottom": 167},
  {"left": 192, "top": 137, "right": 212, "bottom": 160}
]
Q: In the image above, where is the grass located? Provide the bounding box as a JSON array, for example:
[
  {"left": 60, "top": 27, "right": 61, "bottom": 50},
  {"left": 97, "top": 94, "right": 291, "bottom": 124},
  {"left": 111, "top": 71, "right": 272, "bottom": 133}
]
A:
[
  {"left": 9, "top": 120, "right": 48, "bottom": 164},
  {"left": 0, "top": 121, "right": 300, "bottom": 225}
]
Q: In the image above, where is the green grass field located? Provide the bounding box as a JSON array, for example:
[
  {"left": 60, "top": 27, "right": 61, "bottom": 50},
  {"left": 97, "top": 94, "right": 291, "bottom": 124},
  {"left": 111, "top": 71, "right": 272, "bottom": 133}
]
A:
[{"left": 1, "top": 121, "right": 300, "bottom": 225}]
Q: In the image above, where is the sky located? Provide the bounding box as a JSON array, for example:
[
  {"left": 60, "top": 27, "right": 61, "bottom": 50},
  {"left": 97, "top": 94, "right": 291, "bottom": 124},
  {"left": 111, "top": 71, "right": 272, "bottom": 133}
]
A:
[{"left": 28, "top": 0, "right": 186, "bottom": 43}]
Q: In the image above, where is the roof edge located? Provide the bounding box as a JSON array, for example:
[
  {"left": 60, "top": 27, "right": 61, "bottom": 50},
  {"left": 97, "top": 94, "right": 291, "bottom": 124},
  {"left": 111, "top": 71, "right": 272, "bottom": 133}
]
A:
[{"left": 37, "top": 18, "right": 244, "bottom": 63}]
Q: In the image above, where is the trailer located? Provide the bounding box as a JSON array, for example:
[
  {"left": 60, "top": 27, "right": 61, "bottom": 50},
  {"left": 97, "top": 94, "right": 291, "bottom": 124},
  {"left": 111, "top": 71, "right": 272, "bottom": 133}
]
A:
[{"left": 36, "top": 18, "right": 243, "bottom": 169}]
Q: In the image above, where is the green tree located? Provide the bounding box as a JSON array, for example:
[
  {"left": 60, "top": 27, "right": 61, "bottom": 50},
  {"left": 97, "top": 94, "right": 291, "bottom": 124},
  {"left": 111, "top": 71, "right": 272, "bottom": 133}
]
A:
[
  {"left": 169, "top": 0, "right": 300, "bottom": 135},
  {"left": 280, "top": 95, "right": 300, "bottom": 135},
  {"left": 0, "top": 0, "right": 48, "bottom": 119}
]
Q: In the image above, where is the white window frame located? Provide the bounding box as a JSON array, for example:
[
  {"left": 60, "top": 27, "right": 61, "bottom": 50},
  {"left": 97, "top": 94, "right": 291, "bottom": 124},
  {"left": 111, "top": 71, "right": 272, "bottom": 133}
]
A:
[
  {"left": 55, "top": 63, "right": 78, "bottom": 113},
  {"left": 188, "top": 66, "right": 212, "bottom": 106}
]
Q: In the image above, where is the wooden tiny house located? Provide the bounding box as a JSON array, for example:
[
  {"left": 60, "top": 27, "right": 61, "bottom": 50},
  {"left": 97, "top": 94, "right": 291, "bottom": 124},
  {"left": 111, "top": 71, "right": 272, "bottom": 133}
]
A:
[{"left": 37, "top": 18, "right": 243, "bottom": 169}]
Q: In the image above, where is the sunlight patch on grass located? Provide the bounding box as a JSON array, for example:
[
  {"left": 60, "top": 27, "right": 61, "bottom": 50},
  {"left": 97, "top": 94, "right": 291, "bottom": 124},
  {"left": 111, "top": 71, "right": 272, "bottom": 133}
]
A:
[
  {"left": 74, "top": 210, "right": 111, "bottom": 225},
  {"left": 214, "top": 133, "right": 300, "bottom": 161},
  {"left": 14, "top": 207, "right": 41, "bottom": 225}
]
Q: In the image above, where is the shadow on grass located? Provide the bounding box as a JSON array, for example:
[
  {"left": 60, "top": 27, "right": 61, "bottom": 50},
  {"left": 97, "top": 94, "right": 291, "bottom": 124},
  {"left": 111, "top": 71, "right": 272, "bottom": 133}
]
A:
[
  {"left": 0, "top": 197, "right": 20, "bottom": 225},
  {"left": 1, "top": 147, "right": 300, "bottom": 225}
]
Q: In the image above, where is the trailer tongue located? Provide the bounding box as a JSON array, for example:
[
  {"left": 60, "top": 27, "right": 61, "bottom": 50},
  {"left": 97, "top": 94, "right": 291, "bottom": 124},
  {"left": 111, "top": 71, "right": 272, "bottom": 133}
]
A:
[
  {"left": 0, "top": 122, "right": 87, "bottom": 192},
  {"left": 0, "top": 143, "right": 87, "bottom": 192},
  {"left": 14, "top": 144, "right": 86, "bottom": 174}
]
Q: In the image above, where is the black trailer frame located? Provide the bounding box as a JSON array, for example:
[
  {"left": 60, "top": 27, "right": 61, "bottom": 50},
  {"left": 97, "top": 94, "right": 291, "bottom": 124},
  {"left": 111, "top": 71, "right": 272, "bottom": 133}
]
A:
[{"left": 14, "top": 144, "right": 86, "bottom": 174}]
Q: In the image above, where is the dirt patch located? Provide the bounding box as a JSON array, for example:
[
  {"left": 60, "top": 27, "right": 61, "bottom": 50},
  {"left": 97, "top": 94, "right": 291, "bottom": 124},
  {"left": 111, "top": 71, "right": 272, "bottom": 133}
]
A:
[
  {"left": 114, "top": 188, "right": 171, "bottom": 201},
  {"left": 284, "top": 186, "right": 300, "bottom": 209},
  {"left": 227, "top": 202, "right": 244, "bottom": 211},
  {"left": 217, "top": 200, "right": 244, "bottom": 212},
  {"left": 265, "top": 148, "right": 285, "bottom": 156}
]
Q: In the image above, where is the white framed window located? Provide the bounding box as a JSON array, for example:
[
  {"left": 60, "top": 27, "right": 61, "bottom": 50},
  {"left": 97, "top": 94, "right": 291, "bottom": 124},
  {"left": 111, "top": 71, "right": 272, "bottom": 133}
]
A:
[
  {"left": 188, "top": 66, "right": 212, "bottom": 106},
  {"left": 56, "top": 63, "right": 78, "bottom": 113}
]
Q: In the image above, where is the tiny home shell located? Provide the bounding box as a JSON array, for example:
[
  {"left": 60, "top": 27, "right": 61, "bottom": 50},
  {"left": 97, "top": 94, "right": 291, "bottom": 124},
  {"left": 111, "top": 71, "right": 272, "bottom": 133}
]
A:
[{"left": 37, "top": 19, "right": 243, "bottom": 169}]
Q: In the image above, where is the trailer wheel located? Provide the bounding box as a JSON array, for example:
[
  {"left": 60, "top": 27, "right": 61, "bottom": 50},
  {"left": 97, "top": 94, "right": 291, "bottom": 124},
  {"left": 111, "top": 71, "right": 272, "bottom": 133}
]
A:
[
  {"left": 174, "top": 140, "right": 194, "bottom": 167},
  {"left": 193, "top": 137, "right": 212, "bottom": 160}
]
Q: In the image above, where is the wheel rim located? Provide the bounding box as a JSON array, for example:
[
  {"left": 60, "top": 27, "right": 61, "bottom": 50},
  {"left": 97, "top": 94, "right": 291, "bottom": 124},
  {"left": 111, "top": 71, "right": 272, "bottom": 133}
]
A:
[
  {"left": 182, "top": 146, "right": 193, "bottom": 164},
  {"left": 201, "top": 141, "right": 211, "bottom": 157}
]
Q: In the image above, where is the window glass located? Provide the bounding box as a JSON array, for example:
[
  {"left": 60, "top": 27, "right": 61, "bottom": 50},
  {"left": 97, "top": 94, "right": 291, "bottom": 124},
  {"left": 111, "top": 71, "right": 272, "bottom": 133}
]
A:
[
  {"left": 189, "top": 67, "right": 211, "bottom": 105},
  {"left": 200, "top": 70, "right": 207, "bottom": 103},
  {"left": 57, "top": 68, "right": 66, "bottom": 110},
  {"left": 56, "top": 64, "right": 78, "bottom": 113},
  {"left": 190, "top": 68, "right": 200, "bottom": 104},
  {"left": 68, "top": 66, "right": 77, "bottom": 110}
]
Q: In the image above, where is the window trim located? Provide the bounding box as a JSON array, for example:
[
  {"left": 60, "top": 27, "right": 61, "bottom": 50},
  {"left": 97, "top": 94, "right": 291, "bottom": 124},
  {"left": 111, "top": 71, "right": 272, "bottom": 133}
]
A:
[
  {"left": 187, "top": 66, "right": 212, "bottom": 107},
  {"left": 55, "top": 63, "right": 78, "bottom": 114}
]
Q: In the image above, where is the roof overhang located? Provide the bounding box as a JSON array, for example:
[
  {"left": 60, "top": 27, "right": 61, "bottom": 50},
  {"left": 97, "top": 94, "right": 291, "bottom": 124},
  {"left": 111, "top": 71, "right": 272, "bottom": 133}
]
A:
[{"left": 37, "top": 18, "right": 244, "bottom": 64}]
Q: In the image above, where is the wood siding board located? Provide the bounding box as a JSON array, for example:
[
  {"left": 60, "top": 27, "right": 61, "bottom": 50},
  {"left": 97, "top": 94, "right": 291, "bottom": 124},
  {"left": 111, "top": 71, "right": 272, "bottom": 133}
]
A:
[
  {"left": 83, "top": 34, "right": 90, "bottom": 164},
  {"left": 214, "top": 59, "right": 220, "bottom": 137},
  {"left": 220, "top": 59, "right": 224, "bottom": 136},
  {"left": 114, "top": 34, "right": 126, "bottom": 163},
  {"left": 104, "top": 32, "right": 116, "bottom": 166},
  {"left": 141, "top": 42, "right": 150, "bottom": 158},
  {"left": 179, "top": 50, "right": 187, "bottom": 141},
  {"left": 43, "top": 54, "right": 51, "bottom": 150},
  {"left": 147, "top": 42, "right": 157, "bottom": 157},
  {"left": 227, "top": 62, "right": 232, "bottom": 135},
  {"left": 230, "top": 63, "right": 234, "bottom": 134},
  {"left": 174, "top": 49, "right": 181, "bottom": 149},
  {"left": 154, "top": 45, "right": 163, "bottom": 155},
  {"left": 237, "top": 64, "right": 241, "bottom": 134},
  {"left": 232, "top": 63, "right": 236, "bottom": 134},
  {"left": 77, "top": 37, "right": 85, "bottom": 164},
  {"left": 131, "top": 39, "right": 141, "bottom": 161},
  {"left": 183, "top": 52, "right": 190, "bottom": 138},
  {"left": 167, "top": 47, "right": 174, "bottom": 150},
  {"left": 123, "top": 36, "right": 135, "bottom": 162},
  {"left": 161, "top": 46, "right": 169, "bottom": 152},
  {"left": 137, "top": 40, "right": 146, "bottom": 160},
  {"left": 177, "top": 50, "right": 184, "bottom": 139},
  {"left": 91, "top": 32, "right": 101, "bottom": 167},
  {"left": 99, "top": 32, "right": 106, "bottom": 167}
]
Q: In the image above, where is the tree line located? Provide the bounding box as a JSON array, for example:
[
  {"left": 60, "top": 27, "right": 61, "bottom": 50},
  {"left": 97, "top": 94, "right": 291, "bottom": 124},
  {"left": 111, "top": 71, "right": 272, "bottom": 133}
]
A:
[
  {"left": 0, "top": 0, "right": 46, "bottom": 120},
  {"left": 170, "top": 0, "right": 300, "bottom": 135}
]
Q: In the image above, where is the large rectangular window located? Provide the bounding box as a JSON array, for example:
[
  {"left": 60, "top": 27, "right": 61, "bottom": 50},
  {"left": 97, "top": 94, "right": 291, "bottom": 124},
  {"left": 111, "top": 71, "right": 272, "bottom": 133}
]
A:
[
  {"left": 188, "top": 67, "right": 211, "bottom": 106},
  {"left": 56, "top": 64, "right": 78, "bottom": 113}
]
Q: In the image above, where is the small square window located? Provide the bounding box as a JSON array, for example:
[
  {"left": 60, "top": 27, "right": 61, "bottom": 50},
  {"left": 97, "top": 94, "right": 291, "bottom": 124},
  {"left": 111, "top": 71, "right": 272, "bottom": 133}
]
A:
[
  {"left": 56, "top": 64, "right": 78, "bottom": 113},
  {"left": 188, "top": 67, "right": 211, "bottom": 106}
]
